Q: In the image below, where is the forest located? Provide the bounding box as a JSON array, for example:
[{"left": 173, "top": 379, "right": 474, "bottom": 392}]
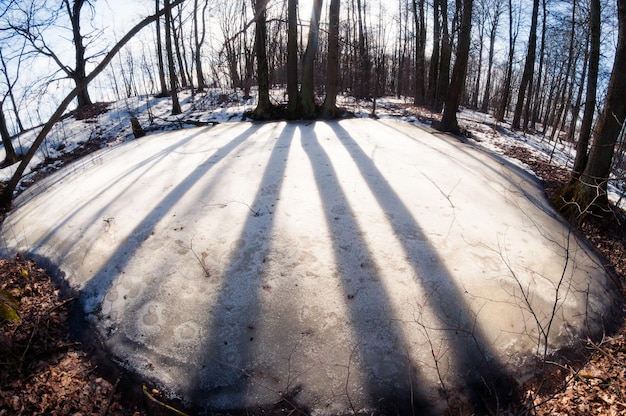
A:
[
  {"left": 1, "top": 1, "right": 626, "bottom": 415},
  {"left": 0, "top": 0, "right": 624, "bottom": 216}
]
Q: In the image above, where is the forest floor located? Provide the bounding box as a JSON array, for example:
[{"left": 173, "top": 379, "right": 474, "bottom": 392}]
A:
[{"left": 1, "top": 107, "right": 625, "bottom": 415}]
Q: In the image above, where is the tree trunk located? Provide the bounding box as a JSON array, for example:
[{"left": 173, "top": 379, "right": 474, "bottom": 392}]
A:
[
  {"left": 164, "top": 0, "right": 182, "bottom": 114},
  {"left": 251, "top": 0, "right": 272, "bottom": 119},
  {"left": 193, "top": 0, "right": 208, "bottom": 92},
  {"left": 170, "top": 8, "right": 189, "bottom": 89},
  {"left": 557, "top": 0, "right": 626, "bottom": 220},
  {"left": 323, "top": 0, "right": 341, "bottom": 118},
  {"left": 571, "top": 0, "right": 600, "bottom": 179},
  {"left": 355, "top": 0, "right": 370, "bottom": 99},
  {"left": 472, "top": 11, "right": 485, "bottom": 110},
  {"left": 511, "top": 0, "right": 539, "bottom": 129},
  {"left": 286, "top": 0, "right": 299, "bottom": 115},
  {"left": 428, "top": 0, "right": 441, "bottom": 108},
  {"left": 0, "top": 106, "right": 17, "bottom": 167},
  {"left": 435, "top": 0, "right": 474, "bottom": 134},
  {"left": 412, "top": 0, "right": 426, "bottom": 105},
  {"left": 435, "top": 0, "right": 451, "bottom": 113},
  {"left": 155, "top": 0, "right": 169, "bottom": 97},
  {"left": 529, "top": 0, "right": 546, "bottom": 130},
  {"left": 65, "top": 0, "right": 93, "bottom": 108},
  {"left": 300, "top": 0, "right": 324, "bottom": 118},
  {"left": 480, "top": 0, "right": 502, "bottom": 113},
  {"left": 495, "top": 0, "right": 515, "bottom": 121},
  {"left": 567, "top": 41, "right": 588, "bottom": 143},
  {"left": 0, "top": 50, "right": 25, "bottom": 132}
]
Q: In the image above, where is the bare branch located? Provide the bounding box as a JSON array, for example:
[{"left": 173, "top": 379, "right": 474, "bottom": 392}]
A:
[{"left": 0, "top": 0, "right": 188, "bottom": 209}]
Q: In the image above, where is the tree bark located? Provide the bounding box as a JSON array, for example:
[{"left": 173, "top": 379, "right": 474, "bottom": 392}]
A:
[
  {"left": 495, "top": 0, "right": 515, "bottom": 121},
  {"left": 286, "top": 0, "right": 299, "bottom": 115},
  {"left": 472, "top": 4, "right": 485, "bottom": 109},
  {"left": 170, "top": 7, "right": 189, "bottom": 89},
  {"left": 193, "top": 0, "right": 208, "bottom": 92},
  {"left": 355, "top": 0, "right": 370, "bottom": 99},
  {"left": 300, "top": 0, "right": 324, "bottom": 118},
  {"left": 251, "top": 0, "right": 272, "bottom": 119},
  {"left": 435, "top": 0, "right": 474, "bottom": 134},
  {"left": 412, "top": 0, "right": 426, "bottom": 105},
  {"left": 511, "top": 0, "right": 539, "bottom": 129},
  {"left": 434, "top": 0, "right": 451, "bottom": 113},
  {"left": 571, "top": 0, "right": 600, "bottom": 179},
  {"left": 529, "top": 0, "right": 546, "bottom": 129},
  {"left": 0, "top": 106, "right": 17, "bottom": 167},
  {"left": 557, "top": 0, "right": 626, "bottom": 219},
  {"left": 0, "top": 49, "right": 25, "bottom": 133},
  {"left": 480, "top": 0, "right": 502, "bottom": 113},
  {"left": 155, "top": 0, "right": 169, "bottom": 97},
  {"left": 323, "top": 0, "right": 341, "bottom": 118},
  {"left": 65, "top": 0, "right": 93, "bottom": 108},
  {"left": 164, "top": 0, "right": 182, "bottom": 114}
]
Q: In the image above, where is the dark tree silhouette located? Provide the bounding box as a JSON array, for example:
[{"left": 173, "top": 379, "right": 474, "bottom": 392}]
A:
[
  {"left": 435, "top": 0, "right": 474, "bottom": 134},
  {"left": 323, "top": 0, "right": 341, "bottom": 118},
  {"left": 250, "top": 0, "right": 272, "bottom": 119},
  {"left": 556, "top": 0, "right": 626, "bottom": 220},
  {"left": 0, "top": 0, "right": 186, "bottom": 210},
  {"left": 571, "top": 0, "right": 601, "bottom": 179}
]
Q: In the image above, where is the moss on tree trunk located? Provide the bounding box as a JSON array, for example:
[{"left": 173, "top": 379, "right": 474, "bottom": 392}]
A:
[{"left": 554, "top": 178, "right": 609, "bottom": 223}]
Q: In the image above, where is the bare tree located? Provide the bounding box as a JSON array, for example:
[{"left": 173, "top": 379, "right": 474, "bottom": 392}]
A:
[
  {"left": 0, "top": 0, "right": 186, "bottom": 209},
  {"left": 164, "top": 0, "right": 182, "bottom": 114},
  {"left": 471, "top": 0, "right": 487, "bottom": 109},
  {"left": 355, "top": 0, "right": 371, "bottom": 99},
  {"left": 250, "top": 0, "right": 272, "bottom": 119},
  {"left": 571, "top": 0, "right": 600, "bottom": 178},
  {"left": 495, "top": 0, "right": 520, "bottom": 121},
  {"left": 323, "top": 0, "right": 341, "bottom": 118},
  {"left": 3, "top": 0, "right": 101, "bottom": 110},
  {"left": 286, "top": 0, "right": 299, "bottom": 115},
  {"left": 155, "top": 0, "right": 169, "bottom": 97},
  {"left": 193, "top": 0, "right": 208, "bottom": 92},
  {"left": 557, "top": 0, "right": 626, "bottom": 219},
  {"left": 0, "top": 103, "right": 17, "bottom": 167},
  {"left": 0, "top": 46, "right": 25, "bottom": 133},
  {"left": 412, "top": 0, "right": 427, "bottom": 106},
  {"left": 480, "top": 0, "right": 503, "bottom": 113},
  {"left": 435, "top": 0, "right": 451, "bottom": 113},
  {"left": 65, "top": 0, "right": 93, "bottom": 108},
  {"left": 428, "top": 0, "right": 442, "bottom": 108},
  {"left": 300, "top": 0, "right": 324, "bottom": 118},
  {"left": 511, "top": 0, "right": 539, "bottom": 129},
  {"left": 435, "top": 0, "right": 474, "bottom": 133}
]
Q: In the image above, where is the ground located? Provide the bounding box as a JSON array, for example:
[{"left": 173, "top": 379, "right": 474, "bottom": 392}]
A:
[{"left": 0, "top": 108, "right": 625, "bottom": 415}]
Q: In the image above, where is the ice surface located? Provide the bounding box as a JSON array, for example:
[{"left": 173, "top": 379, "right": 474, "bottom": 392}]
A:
[{"left": 1, "top": 118, "right": 620, "bottom": 414}]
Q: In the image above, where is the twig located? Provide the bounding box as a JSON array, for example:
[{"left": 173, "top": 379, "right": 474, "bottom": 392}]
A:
[
  {"left": 103, "top": 375, "right": 121, "bottom": 416},
  {"left": 19, "top": 316, "right": 40, "bottom": 373},
  {"left": 345, "top": 341, "right": 359, "bottom": 414},
  {"left": 142, "top": 384, "right": 190, "bottom": 416},
  {"left": 190, "top": 236, "right": 210, "bottom": 277},
  {"left": 206, "top": 354, "right": 308, "bottom": 416}
]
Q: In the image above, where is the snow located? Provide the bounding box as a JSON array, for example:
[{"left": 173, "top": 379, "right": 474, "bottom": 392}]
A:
[
  {"left": 0, "top": 91, "right": 256, "bottom": 193},
  {"left": 0, "top": 111, "right": 620, "bottom": 413}
]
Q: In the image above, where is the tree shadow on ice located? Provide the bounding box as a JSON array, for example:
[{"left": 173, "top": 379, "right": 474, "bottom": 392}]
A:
[
  {"left": 327, "top": 121, "right": 517, "bottom": 412},
  {"left": 78, "top": 123, "right": 259, "bottom": 312},
  {"left": 297, "top": 125, "right": 438, "bottom": 414},
  {"left": 188, "top": 123, "right": 298, "bottom": 411},
  {"left": 11, "top": 124, "right": 240, "bottom": 263}
]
